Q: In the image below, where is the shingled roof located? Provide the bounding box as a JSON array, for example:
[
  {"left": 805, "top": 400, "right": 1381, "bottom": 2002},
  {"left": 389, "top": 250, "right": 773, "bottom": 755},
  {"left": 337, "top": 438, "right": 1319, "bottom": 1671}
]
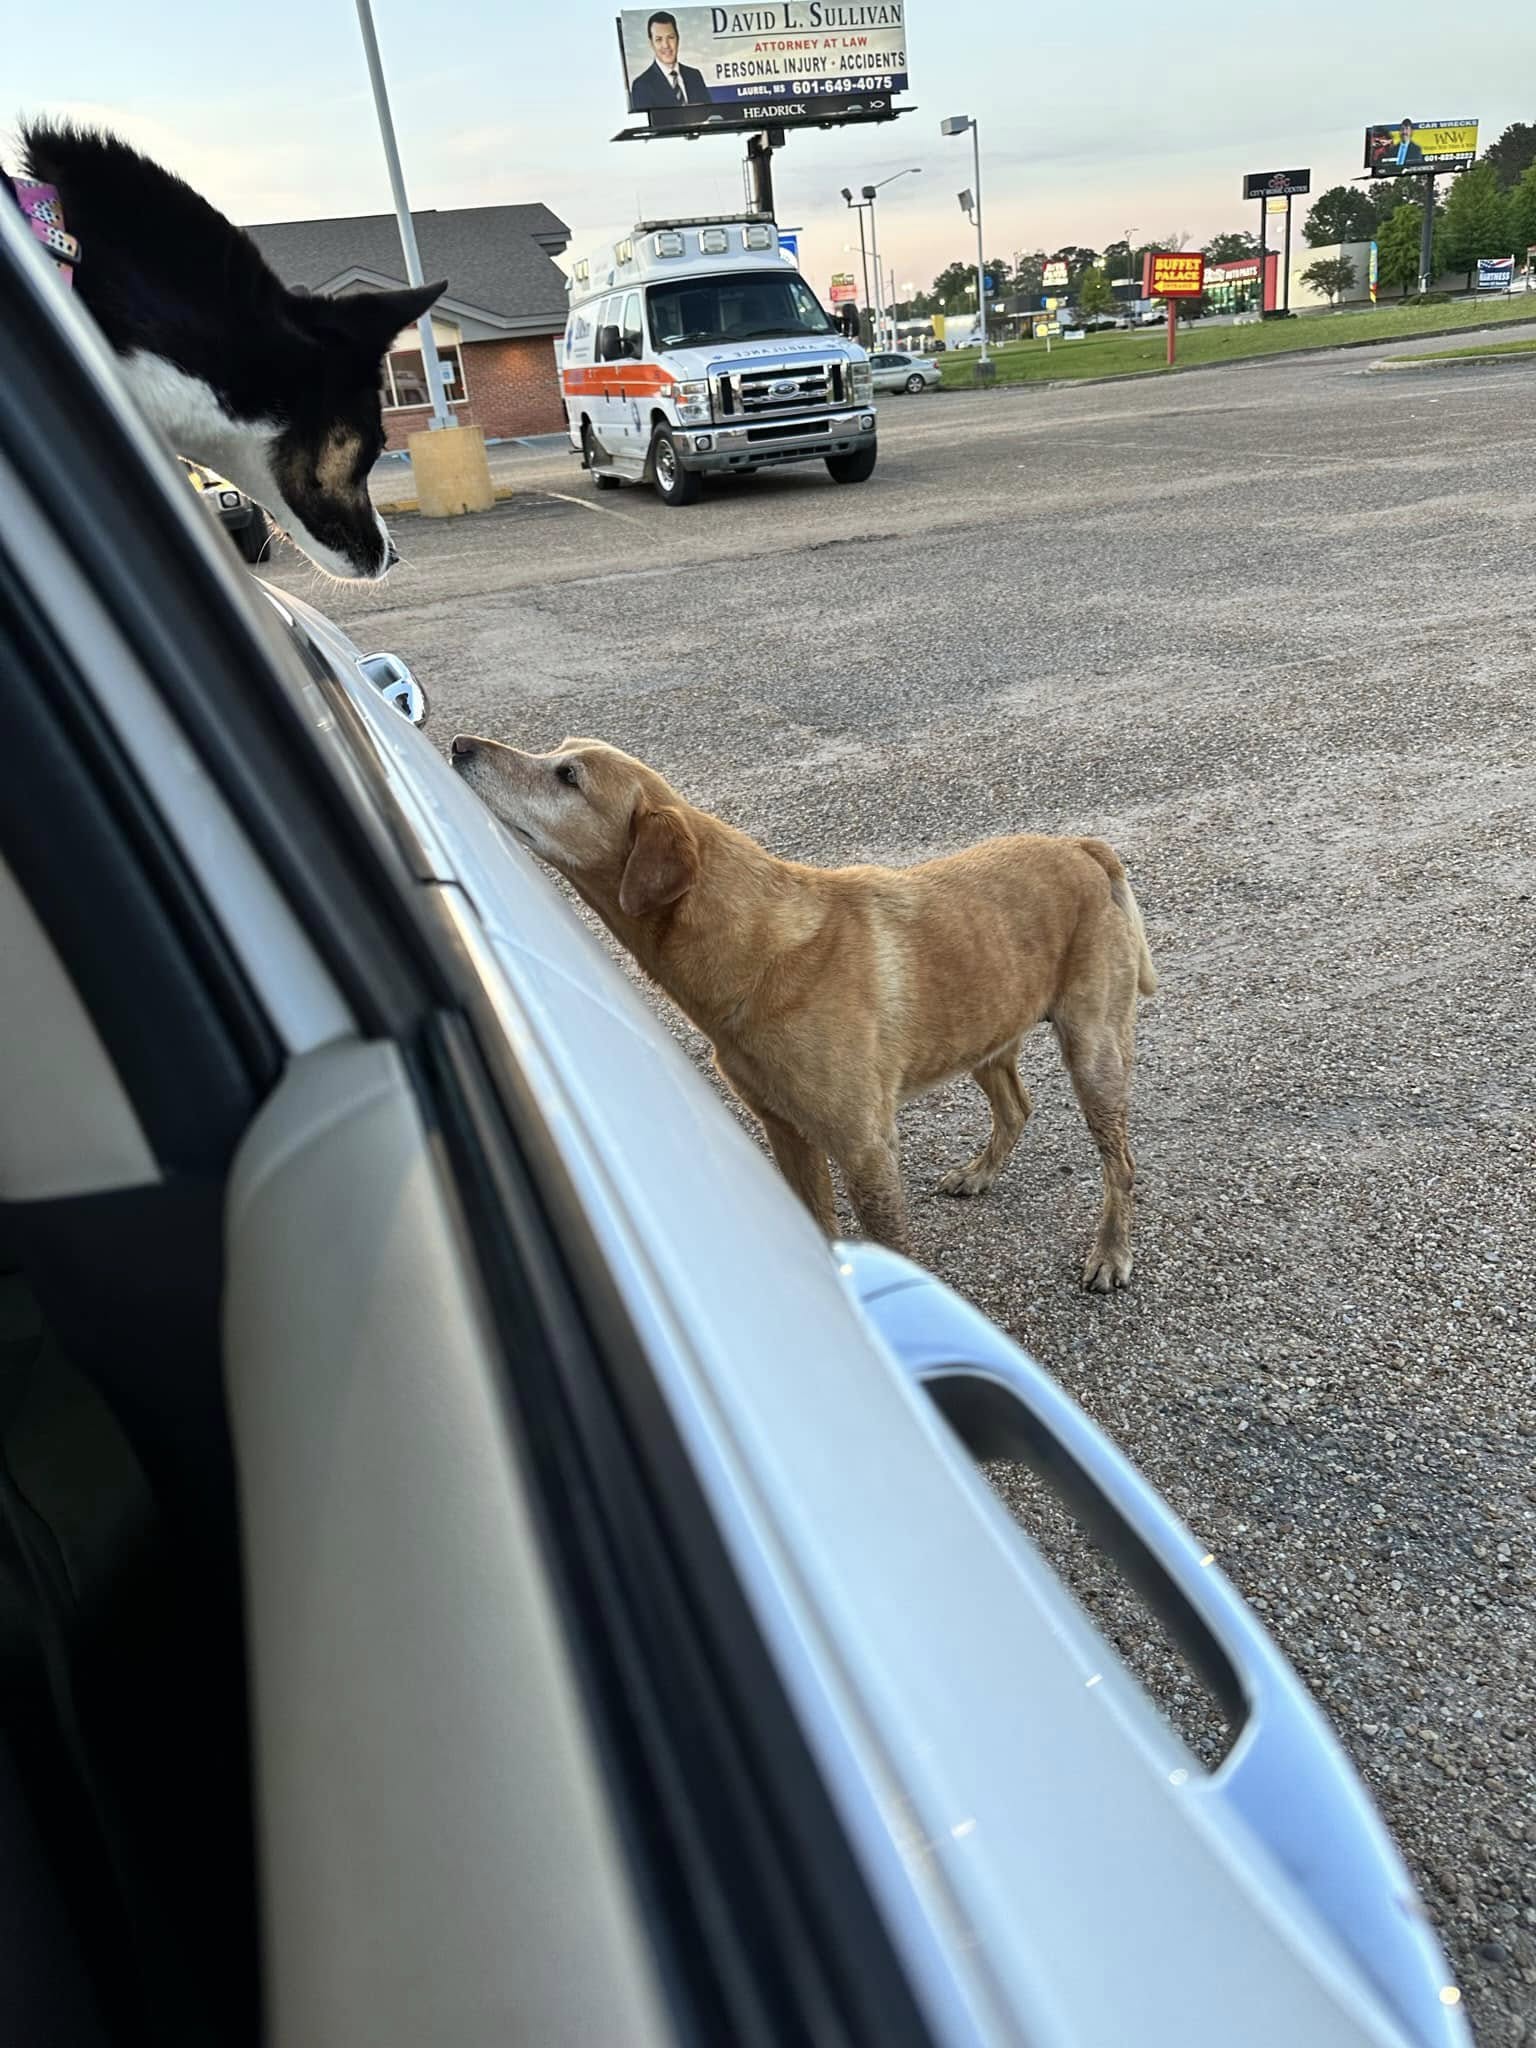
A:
[{"left": 245, "top": 203, "right": 571, "bottom": 338}]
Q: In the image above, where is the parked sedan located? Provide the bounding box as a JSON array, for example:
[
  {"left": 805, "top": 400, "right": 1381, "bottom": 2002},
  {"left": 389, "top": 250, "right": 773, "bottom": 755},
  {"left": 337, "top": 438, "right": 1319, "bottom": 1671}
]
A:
[
  {"left": 869, "top": 349, "right": 942, "bottom": 393},
  {"left": 0, "top": 194, "right": 1469, "bottom": 2048}
]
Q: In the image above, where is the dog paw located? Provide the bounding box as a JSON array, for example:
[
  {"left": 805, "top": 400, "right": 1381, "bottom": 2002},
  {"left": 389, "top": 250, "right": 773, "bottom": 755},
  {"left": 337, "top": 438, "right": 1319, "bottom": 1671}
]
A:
[
  {"left": 1082, "top": 1244, "right": 1133, "bottom": 1292},
  {"left": 937, "top": 1161, "right": 993, "bottom": 1198}
]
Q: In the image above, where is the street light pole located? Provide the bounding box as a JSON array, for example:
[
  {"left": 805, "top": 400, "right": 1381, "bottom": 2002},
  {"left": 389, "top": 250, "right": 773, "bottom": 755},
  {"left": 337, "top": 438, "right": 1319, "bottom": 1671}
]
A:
[
  {"left": 863, "top": 184, "right": 884, "bottom": 349},
  {"left": 354, "top": 0, "right": 451, "bottom": 429},
  {"left": 941, "top": 116, "right": 988, "bottom": 365}
]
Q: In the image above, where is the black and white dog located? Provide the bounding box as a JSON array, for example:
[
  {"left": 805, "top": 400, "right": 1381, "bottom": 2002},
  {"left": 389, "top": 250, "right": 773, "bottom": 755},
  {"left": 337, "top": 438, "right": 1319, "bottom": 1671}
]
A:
[{"left": 9, "top": 122, "right": 444, "bottom": 579}]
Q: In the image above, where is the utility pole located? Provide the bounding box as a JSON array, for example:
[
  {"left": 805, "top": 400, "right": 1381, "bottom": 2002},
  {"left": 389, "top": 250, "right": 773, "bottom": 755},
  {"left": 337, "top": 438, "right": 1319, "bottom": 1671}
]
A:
[
  {"left": 941, "top": 115, "right": 989, "bottom": 367},
  {"left": 353, "top": 0, "right": 450, "bottom": 429}
]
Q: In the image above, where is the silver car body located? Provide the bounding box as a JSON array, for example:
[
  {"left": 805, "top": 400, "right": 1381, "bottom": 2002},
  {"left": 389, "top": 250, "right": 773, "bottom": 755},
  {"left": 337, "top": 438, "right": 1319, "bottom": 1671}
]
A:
[{"left": 869, "top": 350, "right": 943, "bottom": 393}]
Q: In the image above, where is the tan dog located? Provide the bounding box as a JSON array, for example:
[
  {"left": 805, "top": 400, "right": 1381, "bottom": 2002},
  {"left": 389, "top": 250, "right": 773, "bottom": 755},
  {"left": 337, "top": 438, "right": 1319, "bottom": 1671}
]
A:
[{"left": 450, "top": 736, "right": 1157, "bottom": 1289}]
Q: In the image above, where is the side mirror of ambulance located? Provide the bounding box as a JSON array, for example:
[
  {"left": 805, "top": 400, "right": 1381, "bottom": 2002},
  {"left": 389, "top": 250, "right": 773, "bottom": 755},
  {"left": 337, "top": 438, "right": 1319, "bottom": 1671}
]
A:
[{"left": 597, "top": 324, "right": 623, "bottom": 362}]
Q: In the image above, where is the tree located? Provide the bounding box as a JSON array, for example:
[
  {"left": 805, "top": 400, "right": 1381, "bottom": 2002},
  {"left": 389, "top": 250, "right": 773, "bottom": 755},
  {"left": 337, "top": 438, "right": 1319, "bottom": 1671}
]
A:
[
  {"left": 1012, "top": 250, "right": 1045, "bottom": 303},
  {"left": 1048, "top": 244, "right": 1100, "bottom": 287},
  {"left": 1484, "top": 122, "right": 1536, "bottom": 190},
  {"left": 1077, "top": 266, "right": 1116, "bottom": 318},
  {"left": 1204, "top": 230, "right": 1258, "bottom": 263},
  {"left": 1303, "top": 185, "right": 1376, "bottom": 246},
  {"left": 1376, "top": 202, "right": 1432, "bottom": 296},
  {"left": 929, "top": 261, "right": 976, "bottom": 312},
  {"left": 1299, "top": 255, "right": 1358, "bottom": 307},
  {"left": 1510, "top": 163, "right": 1536, "bottom": 255},
  {"left": 1440, "top": 163, "right": 1513, "bottom": 287}
]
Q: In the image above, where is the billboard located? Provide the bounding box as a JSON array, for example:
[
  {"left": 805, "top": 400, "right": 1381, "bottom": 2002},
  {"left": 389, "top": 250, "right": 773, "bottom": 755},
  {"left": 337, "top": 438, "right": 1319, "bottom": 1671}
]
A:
[
  {"left": 1042, "top": 258, "right": 1069, "bottom": 287},
  {"left": 1243, "top": 168, "right": 1310, "bottom": 199},
  {"left": 618, "top": 5, "right": 908, "bottom": 118},
  {"left": 829, "top": 271, "right": 858, "bottom": 303},
  {"left": 1142, "top": 251, "right": 1205, "bottom": 298},
  {"left": 1364, "top": 120, "right": 1477, "bottom": 176}
]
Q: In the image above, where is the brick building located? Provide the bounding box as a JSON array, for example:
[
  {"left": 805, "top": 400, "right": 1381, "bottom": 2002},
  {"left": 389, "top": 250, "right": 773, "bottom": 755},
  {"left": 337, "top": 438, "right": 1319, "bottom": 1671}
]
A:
[{"left": 246, "top": 202, "right": 570, "bottom": 450}]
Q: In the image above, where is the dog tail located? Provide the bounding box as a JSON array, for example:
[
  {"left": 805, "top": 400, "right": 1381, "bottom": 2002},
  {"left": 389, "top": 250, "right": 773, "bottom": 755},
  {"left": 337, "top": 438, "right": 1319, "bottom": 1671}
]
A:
[{"left": 1076, "top": 838, "right": 1158, "bottom": 998}]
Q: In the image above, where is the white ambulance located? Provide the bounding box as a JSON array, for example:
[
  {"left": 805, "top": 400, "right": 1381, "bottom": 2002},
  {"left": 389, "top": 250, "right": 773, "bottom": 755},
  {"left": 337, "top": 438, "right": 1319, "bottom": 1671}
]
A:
[{"left": 561, "top": 216, "right": 876, "bottom": 506}]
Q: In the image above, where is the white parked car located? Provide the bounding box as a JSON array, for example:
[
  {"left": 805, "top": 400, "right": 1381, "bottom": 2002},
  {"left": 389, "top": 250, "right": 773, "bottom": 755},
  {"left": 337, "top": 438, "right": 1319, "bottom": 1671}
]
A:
[
  {"left": 869, "top": 349, "right": 942, "bottom": 393},
  {"left": 0, "top": 195, "right": 1470, "bottom": 2048}
]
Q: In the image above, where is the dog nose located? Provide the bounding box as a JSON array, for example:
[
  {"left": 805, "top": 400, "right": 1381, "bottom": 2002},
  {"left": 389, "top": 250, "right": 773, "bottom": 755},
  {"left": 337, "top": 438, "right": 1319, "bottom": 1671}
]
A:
[
  {"left": 450, "top": 735, "right": 479, "bottom": 758},
  {"left": 384, "top": 541, "right": 400, "bottom": 570}
]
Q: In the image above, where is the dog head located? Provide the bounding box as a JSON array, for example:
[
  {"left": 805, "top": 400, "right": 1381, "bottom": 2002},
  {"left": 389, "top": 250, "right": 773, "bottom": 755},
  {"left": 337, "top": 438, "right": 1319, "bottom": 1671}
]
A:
[
  {"left": 449, "top": 736, "right": 700, "bottom": 918},
  {"left": 19, "top": 120, "right": 445, "bottom": 581},
  {"left": 252, "top": 282, "right": 446, "bottom": 580}
]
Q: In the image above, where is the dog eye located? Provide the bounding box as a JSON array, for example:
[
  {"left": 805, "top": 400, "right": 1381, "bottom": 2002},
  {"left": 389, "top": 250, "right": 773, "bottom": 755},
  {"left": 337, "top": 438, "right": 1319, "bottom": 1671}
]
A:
[{"left": 555, "top": 761, "right": 579, "bottom": 787}]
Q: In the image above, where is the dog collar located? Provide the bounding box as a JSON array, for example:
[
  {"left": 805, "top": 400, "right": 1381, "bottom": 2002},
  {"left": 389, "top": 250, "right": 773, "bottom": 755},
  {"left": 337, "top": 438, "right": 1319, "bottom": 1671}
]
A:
[{"left": 8, "top": 180, "right": 77, "bottom": 287}]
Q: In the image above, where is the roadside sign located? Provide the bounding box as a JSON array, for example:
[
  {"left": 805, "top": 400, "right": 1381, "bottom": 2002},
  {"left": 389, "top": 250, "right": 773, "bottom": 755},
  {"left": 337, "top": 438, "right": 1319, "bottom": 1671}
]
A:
[
  {"left": 1266, "top": 195, "right": 1289, "bottom": 215},
  {"left": 1043, "top": 259, "right": 1069, "bottom": 287},
  {"left": 778, "top": 231, "right": 799, "bottom": 261},
  {"left": 984, "top": 271, "right": 995, "bottom": 292},
  {"left": 1369, "top": 239, "right": 1379, "bottom": 303},
  {"left": 1477, "top": 254, "right": 1515, "bottom": 290},
  {"left": 829, "top": 271, "right": 858, "bottom": 304},
  {"left": 1243, "top": 168, "right": 1311, "bottom": 199},
  {"left": 1143, "top": 251, "right": 1205, "bottom": 298},
  {"left": 1044, "top": 296, "right": 1060, "bottom": 310}
]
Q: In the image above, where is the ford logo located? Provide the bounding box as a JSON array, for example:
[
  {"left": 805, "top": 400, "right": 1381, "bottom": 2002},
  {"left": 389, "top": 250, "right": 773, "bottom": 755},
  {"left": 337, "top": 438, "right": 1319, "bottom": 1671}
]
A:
[{"left": 772, "top": 379, "right": 798, "bottom": 395}]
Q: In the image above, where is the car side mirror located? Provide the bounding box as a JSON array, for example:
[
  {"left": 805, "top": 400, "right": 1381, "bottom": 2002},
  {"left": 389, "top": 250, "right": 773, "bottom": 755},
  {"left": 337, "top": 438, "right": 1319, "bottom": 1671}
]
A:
[{"left": 597, "top": 324, "right": 623, "bottom": 362}]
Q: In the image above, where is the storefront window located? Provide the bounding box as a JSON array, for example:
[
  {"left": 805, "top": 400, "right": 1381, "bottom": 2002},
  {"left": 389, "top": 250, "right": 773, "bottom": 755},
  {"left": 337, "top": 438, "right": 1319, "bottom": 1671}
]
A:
[{"left": 382, "top": 343, "right": 466, "bottom": 409}]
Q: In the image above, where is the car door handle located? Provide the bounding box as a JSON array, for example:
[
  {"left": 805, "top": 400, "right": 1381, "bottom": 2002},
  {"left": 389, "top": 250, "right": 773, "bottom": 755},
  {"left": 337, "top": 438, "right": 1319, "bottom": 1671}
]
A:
[
  {"left": 837, "top": 1242, "right": 1470, "bottom": 2048},
  {"left": 358, "top": 651, "right": 429, "bottom": 726}
]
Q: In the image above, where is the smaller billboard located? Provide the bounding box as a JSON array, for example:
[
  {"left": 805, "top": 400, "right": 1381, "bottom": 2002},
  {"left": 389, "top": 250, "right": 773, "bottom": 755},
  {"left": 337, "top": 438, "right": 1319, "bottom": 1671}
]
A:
[
  {"left": 1243, "top": 168, "right": 1310, "bottom": 199},
  {"left": 1042, "top": 259, "right": 1069, "bottom": 287},
  {"left": 1364, "top": 121, "right": 1477, "bottom": 176},
  {"left": 1265, "top": 195, "right": 1290, "bottom": 216},
  {"left": 1477, "top": 255, "right": 1515, "bottom": 290},
  {"left": 829, "top": 272, "right": 858, "bottom": 304},
  {"left": 1142, "top": 251, "right": 1205, "bottom": 299}
]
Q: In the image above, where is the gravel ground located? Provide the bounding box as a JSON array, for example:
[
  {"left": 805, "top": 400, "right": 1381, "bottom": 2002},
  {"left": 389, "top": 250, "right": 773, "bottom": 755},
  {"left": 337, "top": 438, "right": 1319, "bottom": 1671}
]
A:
[{"left": 268, "top": 344, "right": 1536, "bottom": 2041}]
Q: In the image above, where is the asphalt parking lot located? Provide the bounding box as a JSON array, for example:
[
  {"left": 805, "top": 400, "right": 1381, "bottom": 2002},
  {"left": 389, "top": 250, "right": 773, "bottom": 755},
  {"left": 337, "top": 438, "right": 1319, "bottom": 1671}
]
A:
[{"left": 266, "top": 335, "right": 1536, "bottom": 2043}]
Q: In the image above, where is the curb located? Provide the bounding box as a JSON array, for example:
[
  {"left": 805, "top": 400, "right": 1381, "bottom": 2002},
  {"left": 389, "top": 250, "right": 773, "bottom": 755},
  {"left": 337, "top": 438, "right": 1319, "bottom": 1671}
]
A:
[
  {"left": 932, "top": 315, "right": 1536, "bottom": 397},
  {"left": 1368, "top": 349, "right": 1536, "bottom": 373},
  {"left": 375, "top": 485, "right": 519, "bottom": 518}
]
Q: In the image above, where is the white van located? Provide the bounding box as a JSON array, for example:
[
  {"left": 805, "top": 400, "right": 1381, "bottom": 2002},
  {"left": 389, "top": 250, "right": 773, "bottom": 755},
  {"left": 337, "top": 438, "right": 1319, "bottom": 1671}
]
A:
[{"left": 562, "top": 217, "right": 876, "bottom": 506}]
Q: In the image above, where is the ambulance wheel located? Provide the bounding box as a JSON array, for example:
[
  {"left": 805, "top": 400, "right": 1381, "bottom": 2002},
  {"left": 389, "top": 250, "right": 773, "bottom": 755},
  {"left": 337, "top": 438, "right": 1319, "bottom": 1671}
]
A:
[
  {"left": 650, "top": 428, "right": 701, "bottom": 506},
  {"left": 826, "top": 443, "right": 878, "bottom": 484},
  {"left": 582, "top": 423, "right": 621, "bottom": 489}
]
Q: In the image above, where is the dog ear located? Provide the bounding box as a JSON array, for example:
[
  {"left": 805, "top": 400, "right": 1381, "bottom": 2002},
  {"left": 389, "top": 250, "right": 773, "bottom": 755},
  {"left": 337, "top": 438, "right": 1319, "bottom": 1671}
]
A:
[
  {"left": 317, "top": 281, "right": 449, "bottom": 355},
  {"left": 619, "top": 804, "right": 698, "bottom": 918}
]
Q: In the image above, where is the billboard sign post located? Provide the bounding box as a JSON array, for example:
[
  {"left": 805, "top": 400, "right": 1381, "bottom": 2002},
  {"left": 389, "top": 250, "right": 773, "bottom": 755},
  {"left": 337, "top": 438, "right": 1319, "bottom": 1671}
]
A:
[
  {"left": 1243, "top": 171, "right": 1310, "bottom": 317},
  {"left": 1142, "top": 251, "right": 1205, "bottom": 366},
  {"left": 1361, "top": 122, "right": 1478, "bottom": 295}
]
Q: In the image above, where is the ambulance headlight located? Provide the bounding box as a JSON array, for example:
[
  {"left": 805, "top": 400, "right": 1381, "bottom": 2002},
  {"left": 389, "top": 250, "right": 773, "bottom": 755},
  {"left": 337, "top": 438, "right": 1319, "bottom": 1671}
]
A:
[
  {"left": 674, "top": 379, "right": 712, "bottom": 424},
  {"left": 850, "top": 358, "right": 873, "bottom": 402}
]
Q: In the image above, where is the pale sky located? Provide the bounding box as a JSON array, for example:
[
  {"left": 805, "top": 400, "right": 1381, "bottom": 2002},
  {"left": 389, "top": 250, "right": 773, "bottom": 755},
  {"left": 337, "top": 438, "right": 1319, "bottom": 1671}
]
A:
[{"left": 9, "top": 0, "right": 1534, "bottom": 304}]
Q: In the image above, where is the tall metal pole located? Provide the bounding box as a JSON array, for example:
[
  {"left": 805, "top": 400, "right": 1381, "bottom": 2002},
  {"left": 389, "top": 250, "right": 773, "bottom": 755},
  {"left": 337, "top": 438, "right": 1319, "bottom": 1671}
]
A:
[
  {"left": 972, "top": 122, "right": 988, "bottom": 363},
  {"left": 854, "top": 207, "right": 872, "bottom": 320},
  {"left": 354, "top": 0, "right": 451, "bottom": 428},
  {"left": 867, "top": 195, "right": 884, "bottom": 349},
  {"left": 1418, "top": 172, "right": 1437, "bottom": 295},
  {"left": 1257, "top": 195, "right": 1267, "bottom": 317},
  {"left": 1281, "top": 197, "right": 1293, "bottom": 312}
]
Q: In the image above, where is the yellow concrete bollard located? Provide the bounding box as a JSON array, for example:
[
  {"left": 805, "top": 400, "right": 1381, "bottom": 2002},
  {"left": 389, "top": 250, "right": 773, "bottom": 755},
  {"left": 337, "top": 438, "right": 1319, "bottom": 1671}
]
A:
[{"left": 406, "top": 424, "right": 494, "bottom": 517}]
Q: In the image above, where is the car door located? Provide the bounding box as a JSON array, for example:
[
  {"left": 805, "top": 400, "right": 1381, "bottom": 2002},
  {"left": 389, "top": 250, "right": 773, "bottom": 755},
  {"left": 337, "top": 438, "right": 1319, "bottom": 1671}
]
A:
[{"left": 0, "top": 197, "right": 1470, "bottom": 2048}]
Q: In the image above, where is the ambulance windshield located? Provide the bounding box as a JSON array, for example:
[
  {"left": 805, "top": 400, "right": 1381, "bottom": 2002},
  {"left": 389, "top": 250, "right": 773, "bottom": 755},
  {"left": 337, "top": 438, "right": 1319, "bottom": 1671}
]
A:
[{"left": 646, "top": 272, "right": 836, "bottom": 350}]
